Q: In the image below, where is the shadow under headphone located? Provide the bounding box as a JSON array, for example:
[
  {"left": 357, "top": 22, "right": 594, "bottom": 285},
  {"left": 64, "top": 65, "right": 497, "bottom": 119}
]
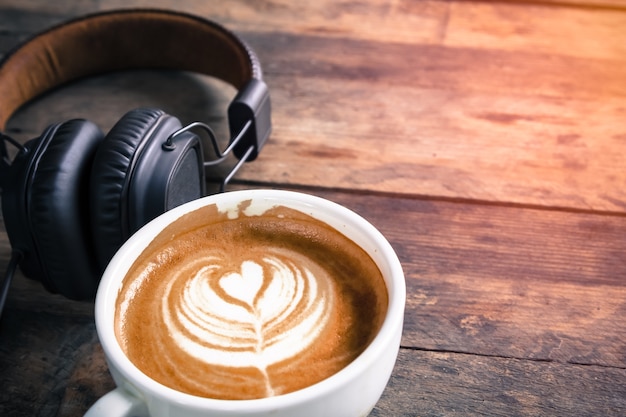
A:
[{"left": 0, "top": 9, "right": 271, "bottom": 302}]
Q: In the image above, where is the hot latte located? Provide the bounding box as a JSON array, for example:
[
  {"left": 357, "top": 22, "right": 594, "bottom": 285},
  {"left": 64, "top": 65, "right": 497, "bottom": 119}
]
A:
[{"left": 115, "top": 201, "right": 388, "bottom": 400}]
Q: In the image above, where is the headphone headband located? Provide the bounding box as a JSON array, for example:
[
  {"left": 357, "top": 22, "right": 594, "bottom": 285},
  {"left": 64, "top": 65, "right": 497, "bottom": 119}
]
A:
[{"left": 0, "top": 8, "right": 263, "bottom": 131}]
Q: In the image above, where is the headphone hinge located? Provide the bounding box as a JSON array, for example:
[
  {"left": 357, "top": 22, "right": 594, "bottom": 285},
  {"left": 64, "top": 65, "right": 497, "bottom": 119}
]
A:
[
  {"left": 227, "top": 79, "right": 272, "bottom": 161},
  {"left": 0, "top": 132, "right": 26, "bottom": 190}
]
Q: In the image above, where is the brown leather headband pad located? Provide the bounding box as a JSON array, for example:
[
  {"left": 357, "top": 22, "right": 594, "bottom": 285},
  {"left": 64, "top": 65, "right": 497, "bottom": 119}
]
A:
[{"left": 0, "top": 9, "right": 262, "bottom": 130}]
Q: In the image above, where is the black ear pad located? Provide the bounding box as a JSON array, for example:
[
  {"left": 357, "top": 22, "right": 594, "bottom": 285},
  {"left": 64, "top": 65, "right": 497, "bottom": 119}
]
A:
[
  {"left": 90, "top": 108, "right": 203, "bottom": 272},
  {"left": 26, "top": 119, "right": 105, "bottom": 299}
]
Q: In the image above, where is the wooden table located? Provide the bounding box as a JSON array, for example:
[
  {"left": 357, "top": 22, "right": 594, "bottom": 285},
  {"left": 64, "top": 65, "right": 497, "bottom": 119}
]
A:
[{"left": 1, "top": 0, "right": 626, "bottom": 415}]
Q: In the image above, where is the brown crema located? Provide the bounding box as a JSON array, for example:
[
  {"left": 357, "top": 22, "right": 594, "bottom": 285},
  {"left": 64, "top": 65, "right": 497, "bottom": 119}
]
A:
[{"left": 115, "top": 201, "right": 388, "bottom": 400}]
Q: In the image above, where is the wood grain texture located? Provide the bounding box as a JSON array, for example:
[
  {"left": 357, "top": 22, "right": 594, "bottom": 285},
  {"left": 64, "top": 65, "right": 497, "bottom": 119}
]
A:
[
  {"left": 4, "top": 187, "right": 626, "bottom": 415},
  {"left": 3, "top": 0, "right": 624, "bottom": 210},
  {"left": 309, "top": 190, "right": 626, "bottom": 369},
  {"left": 0, "top": 309, "right": 114, "bottom": 416},
  {"left": 372, "top": 349, "right": 626, "bottom": 416},
  {"left": 1, "top": 0, "right": 625, "bottom": 416}
]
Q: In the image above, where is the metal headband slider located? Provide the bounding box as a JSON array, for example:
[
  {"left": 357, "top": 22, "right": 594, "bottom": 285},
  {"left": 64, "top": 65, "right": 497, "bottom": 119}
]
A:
[{"left": 228, "top": 78, "right": 271, "bottom": 161}]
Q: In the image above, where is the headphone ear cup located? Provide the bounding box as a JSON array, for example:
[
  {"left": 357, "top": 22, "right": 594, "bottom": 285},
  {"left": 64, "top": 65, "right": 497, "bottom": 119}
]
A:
[
  {"left": 89, "top": 108, "right": 185, "bottom": 272},
  {"left": 27, "top": 119, "right": 105, "bottom": 299}
]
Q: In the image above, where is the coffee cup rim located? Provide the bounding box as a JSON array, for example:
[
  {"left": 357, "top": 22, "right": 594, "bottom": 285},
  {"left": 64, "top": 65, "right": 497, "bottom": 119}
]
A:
[{"left": 95, "top": 189, "right": 406, "bottom": 411}]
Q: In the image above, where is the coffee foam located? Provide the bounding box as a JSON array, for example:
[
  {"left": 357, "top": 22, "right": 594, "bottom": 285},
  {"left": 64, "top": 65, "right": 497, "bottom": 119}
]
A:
[{"left": 115, "top": 201, "right": 387, "bottom": 400}]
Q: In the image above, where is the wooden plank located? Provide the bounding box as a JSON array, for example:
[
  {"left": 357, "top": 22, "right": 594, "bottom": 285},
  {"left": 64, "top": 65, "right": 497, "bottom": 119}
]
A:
[
  {"left": 0, "top": 0, "right": 97, "bottom": 32},
  {"left": 3, "top": 318, "right": 625, "bottom": 417},
  {"left": 506, "top": 0, "right": 626, "bottom": 9},
  {"left": 304, "top": 190, "right": 626, "bottom": 369},
  {"left": 0, "top": 309, "right": 114, "bottom": 417},
  {"left": 99, "top": 0, "right": 626, "bottom": 60},
  {"left": 372, "top": 349, "right": 626, "bottom": 416},
  {"left": 241, "top": 37, "right": 626, "bottom": 209},
  {"left": 95, "top": 0, "right": 626, "bottom": 64},
  {"left": 447, "top": 2, "right": 626, "bottom": 61},
  {"left": 1, "top": 3, "right": 625, "bottom": 211},
  {"left": 6, "top": 0, "right": 623, "bottom": 60},
  {"left": 98, "top": 0, "right": 451, "bottom": 45},
  {"left": 3, "top": 46, "right": 626, "bottom": 211},
  {"left": 237, "top": 25, "right": 626, "bottom": 210}
]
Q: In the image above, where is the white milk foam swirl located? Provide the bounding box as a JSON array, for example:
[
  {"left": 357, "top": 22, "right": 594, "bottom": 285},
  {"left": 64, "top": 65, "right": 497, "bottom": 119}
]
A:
[{"left": 161, "top": 253, "right": 335, "bottom": 395}]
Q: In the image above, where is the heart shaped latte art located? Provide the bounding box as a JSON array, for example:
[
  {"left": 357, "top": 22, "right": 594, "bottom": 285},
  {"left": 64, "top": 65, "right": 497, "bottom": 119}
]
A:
[
  {"left": 161, "top": 251, "right": 335, "bottom": 375},
  {"left": 218, "top": 261, "right": 264, "bottom": 307}
]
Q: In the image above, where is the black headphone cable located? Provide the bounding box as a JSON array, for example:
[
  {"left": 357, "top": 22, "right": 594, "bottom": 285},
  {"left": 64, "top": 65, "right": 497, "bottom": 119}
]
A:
[{"left": 0, "top": 250, "right": 22, "bottom": 319}]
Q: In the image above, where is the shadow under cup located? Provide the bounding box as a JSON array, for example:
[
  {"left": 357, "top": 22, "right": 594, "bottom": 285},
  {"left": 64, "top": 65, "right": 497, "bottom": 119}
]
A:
[{"left": 93, "top": 189, "right": 406, "bottom": 417}]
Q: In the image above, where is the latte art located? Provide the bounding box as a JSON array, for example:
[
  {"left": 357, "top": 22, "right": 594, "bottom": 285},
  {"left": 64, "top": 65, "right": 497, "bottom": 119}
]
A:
[
  {"left": 115, "top": 202, "right": 388, "bottom": 400},
  {"left": 161, "top": 252, "right": 335, "bottom": 395}
]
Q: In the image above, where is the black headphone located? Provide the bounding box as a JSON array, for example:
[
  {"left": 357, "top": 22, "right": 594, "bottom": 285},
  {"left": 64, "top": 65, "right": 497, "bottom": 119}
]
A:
[{"left": 0, "top": 9, "right": 271, "bottom": 303}]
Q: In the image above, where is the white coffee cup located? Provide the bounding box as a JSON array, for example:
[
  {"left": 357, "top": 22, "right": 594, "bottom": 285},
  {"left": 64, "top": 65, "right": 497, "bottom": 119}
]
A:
[{"left": 87, "top": 189, "right": 405, "bottom": 417}]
